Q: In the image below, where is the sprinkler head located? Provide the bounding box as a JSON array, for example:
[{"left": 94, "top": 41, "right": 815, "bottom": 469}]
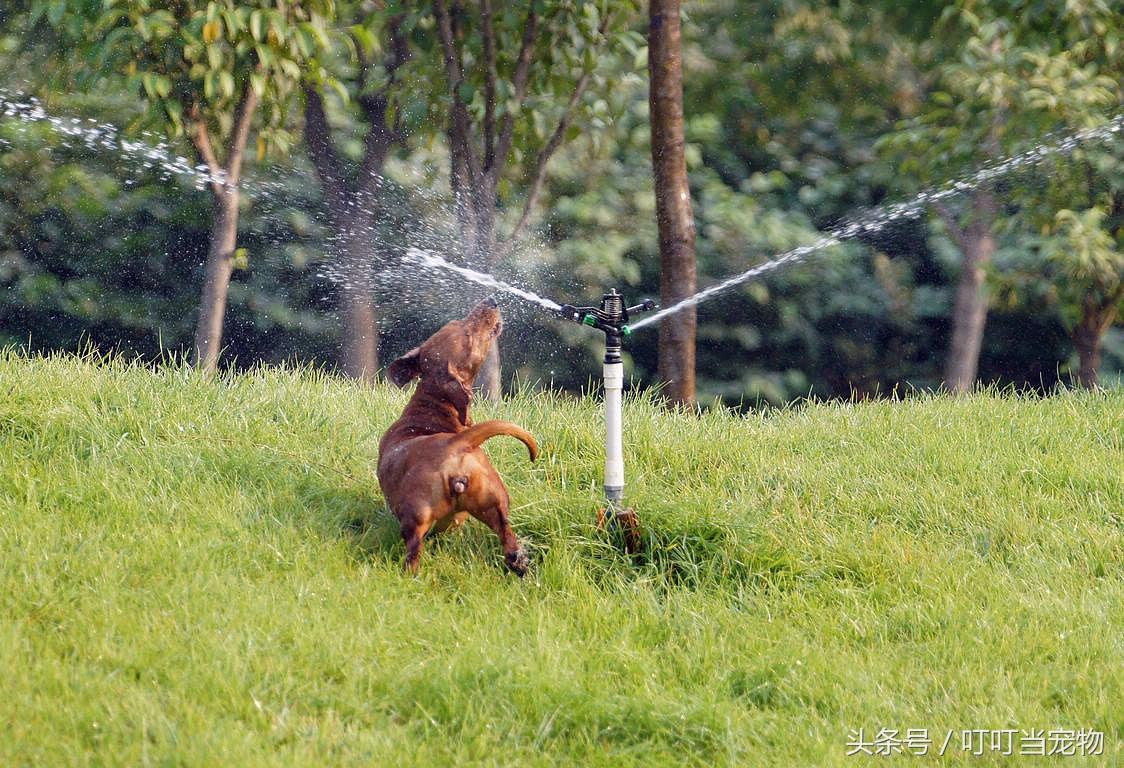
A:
[{"left": 557, "top": 290, "right": 657, "bottom": 345}]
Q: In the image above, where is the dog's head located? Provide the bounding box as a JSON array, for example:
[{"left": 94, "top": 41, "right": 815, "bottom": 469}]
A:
[{"left": 387, "top": 298, "right": 503, "bottom": 396}]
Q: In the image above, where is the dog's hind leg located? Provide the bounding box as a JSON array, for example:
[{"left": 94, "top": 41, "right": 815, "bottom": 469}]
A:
[
  {"left": 469, "top": 496, "right": 528, "bottom": 577},
  {"left": 399, "top": 507, "right": 434, "bottom": 575}
]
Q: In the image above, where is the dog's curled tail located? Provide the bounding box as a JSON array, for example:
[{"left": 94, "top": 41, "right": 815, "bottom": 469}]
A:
[{"left": 453, "top": 420, "right": 539, "bottom": 462}]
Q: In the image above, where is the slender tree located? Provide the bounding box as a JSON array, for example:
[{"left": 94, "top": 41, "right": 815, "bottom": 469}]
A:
[
  {"left": 883, "top": 1, "right": 1120, "bottom": 392},
  {"left": 648, "top": 0, "right": 696, "bottom": 405},
  {"left": 189, "top": 83, "right": 258, "bottom": 373},
  {"left": 933, "top": 187, "right": 998, "bottom": 392},
  {"left": 41, "top": 0, "right": 334, "bottom": 373},
  {"left": 302, "top": 11, "right": 409, "bottom": 381},
  {"left": 424, "top": 0, "right": 638, "bottom": 398},
  {"left": 928, "top": 34, "right": 1009, "bottom": 394},
  {"left": 1048, "top": 205, "right": 1124, "bottom": 387}
]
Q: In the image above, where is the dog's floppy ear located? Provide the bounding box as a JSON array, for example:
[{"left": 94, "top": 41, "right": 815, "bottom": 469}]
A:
[{"left": 387, "top": 347, "right": 421, "bottom": 387}]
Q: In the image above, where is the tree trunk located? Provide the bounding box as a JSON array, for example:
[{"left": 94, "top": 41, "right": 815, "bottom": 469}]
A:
[
  {"left": 473, "top": 180, "right": 503, "bottom": 400},
  {"left": 477, "top": 343, "right": 502, "bottom": 398},
  {"left": 339, "top": 228, "right": 379, "bottom": 382},
  {"left": 448, "top": 140, "right": 503, "bottom": 400},
  {"left": 649, "top": 0, "right": 697, "bottom": 406},
  {"left": 943, "top": 191, "right": 997, "bottom": 394},
  {"left": 449, "top": 128, "right": 481, "bottom": 263},
  {"left": 303, "top": 86, "right": 389, "bottom": 384},
  {"left": 1073, "top": 323, "right": 1102, "bottom": 389},
  {"left": 193, "top": 190, "right": 239, "bottom": 373},
  {"left": 339, "top": 287, "right": 379, "bottom": 382},
  {"left": 188, "top": 84, "right": 258, "bottom": 375},
  {"left": 1072, "top": 294, "right": 1119, "bottom": 389},
  {"left": 432, "top": 0, "right": 602, "bottom": 402}
]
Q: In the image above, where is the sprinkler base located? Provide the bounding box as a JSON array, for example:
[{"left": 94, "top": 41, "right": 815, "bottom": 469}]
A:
[{"left": 596, "top": 505, "right": 643, "bottom": 554}]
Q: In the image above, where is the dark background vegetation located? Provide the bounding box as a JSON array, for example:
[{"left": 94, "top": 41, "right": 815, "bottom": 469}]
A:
[{"left": 1, "top": 1, "right": 1121, "bottom": 404}]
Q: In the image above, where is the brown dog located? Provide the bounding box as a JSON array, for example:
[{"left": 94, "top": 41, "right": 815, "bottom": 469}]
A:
[{"left": 378, "top": 298, "right": 538, "bottom": 576}]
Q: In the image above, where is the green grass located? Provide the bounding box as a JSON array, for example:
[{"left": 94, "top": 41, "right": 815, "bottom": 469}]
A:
[{"left": 1, "top": 350, "right": 1121, "bottom": 766}]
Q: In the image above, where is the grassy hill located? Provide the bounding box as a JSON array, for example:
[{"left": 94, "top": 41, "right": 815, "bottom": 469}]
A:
[{"left": 0, "top": 351, "right": 1120, "bottom": 766}]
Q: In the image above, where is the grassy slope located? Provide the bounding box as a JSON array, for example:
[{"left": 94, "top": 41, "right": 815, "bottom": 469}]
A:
[{"left": 0, "top": 352, "right": 1121, "bottom": 767}]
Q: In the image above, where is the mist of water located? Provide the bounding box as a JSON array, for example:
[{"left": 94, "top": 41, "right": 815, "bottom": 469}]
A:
[
  {"left": 0, "top": 88, "right": 230, "bottom": 190},
  {"left": 0, "top": 87, "right": 566, "bottom": 329}
]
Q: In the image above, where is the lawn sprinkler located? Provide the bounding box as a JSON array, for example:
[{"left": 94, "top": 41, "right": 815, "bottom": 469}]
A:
[{"left": 558, "top": 290, "right": 656, "bottom": 553}]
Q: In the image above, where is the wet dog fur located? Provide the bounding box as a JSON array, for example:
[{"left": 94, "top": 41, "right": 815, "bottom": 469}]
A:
[{"left": 377, "top": 299, "right": 538, "bottom": 575}]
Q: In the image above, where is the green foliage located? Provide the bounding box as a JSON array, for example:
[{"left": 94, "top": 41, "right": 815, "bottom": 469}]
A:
[
  {"left": 1047, "top": 208, "right": 1120, "bottom": 289},
  {"left": 531, "top": 1, "right": 1046, "bottom": 401},
  {"left": 881, "top": 1, "right": 1118, "bottom": 181},
  {"left": 869, "top": 0, "right": 1124, "bottom": 385},
  {"left": 397, "top": 0, "right": 642, "bottom": 197},
  {"left": 0, "top": 115, "right": 338, "bottom": 363},
  {"left": 30, "top": 0, "right": 336, "bottom": 157},
  {"left": 3, "top": 0, "right": 1121, "bottom": 399},
  {"left": 0, "top": 354, "right": 1121, "bottom": 764}
]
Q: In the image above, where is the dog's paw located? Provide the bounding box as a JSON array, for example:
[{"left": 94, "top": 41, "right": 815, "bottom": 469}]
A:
[{"left": 505, "top": 548, "right": 530, "bottom": 578}]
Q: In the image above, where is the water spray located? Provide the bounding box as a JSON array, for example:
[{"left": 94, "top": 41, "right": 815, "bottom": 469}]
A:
[{"left": 558, "top": 290, "right": 656, "bottom": 551}]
